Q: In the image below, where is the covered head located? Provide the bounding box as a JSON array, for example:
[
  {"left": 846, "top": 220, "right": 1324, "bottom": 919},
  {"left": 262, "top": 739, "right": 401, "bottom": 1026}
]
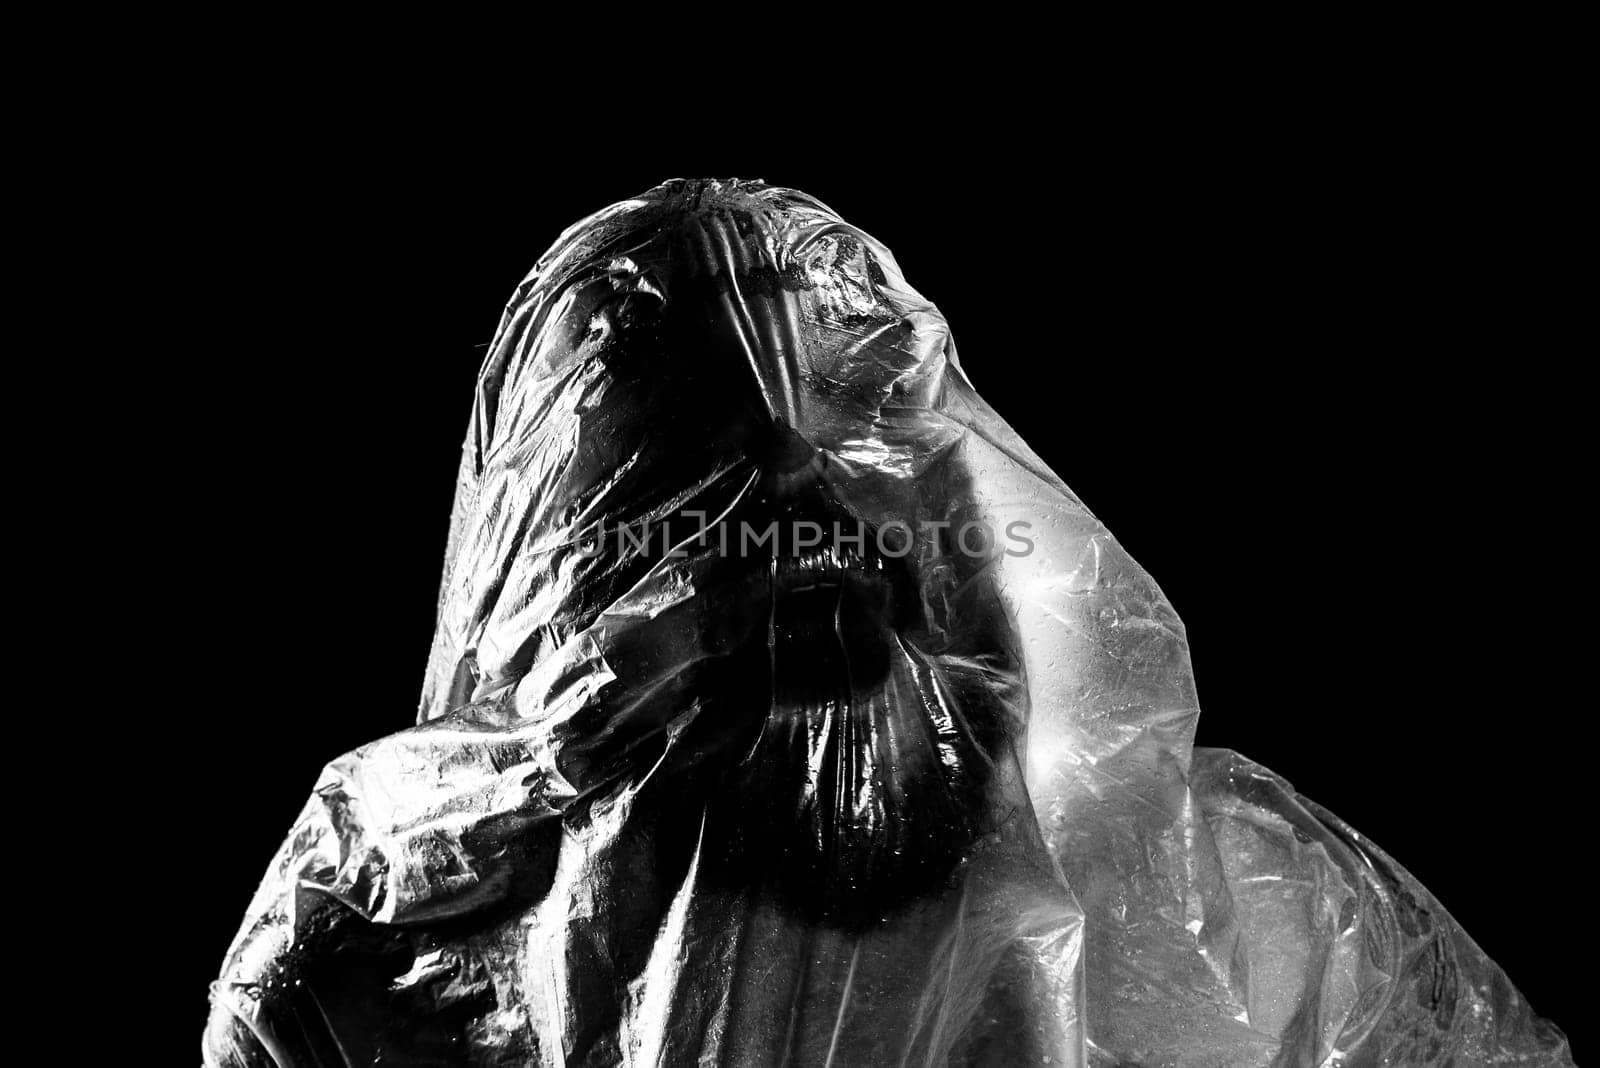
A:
[{"left": 204, "top": 179, "right": 1570, "bottom": 1067}]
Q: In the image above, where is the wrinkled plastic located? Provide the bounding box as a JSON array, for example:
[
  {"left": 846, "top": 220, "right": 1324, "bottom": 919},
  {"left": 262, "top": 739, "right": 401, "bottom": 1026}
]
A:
[{"left": 204, "top": 179, "right": 1572, "bottom": 1066}]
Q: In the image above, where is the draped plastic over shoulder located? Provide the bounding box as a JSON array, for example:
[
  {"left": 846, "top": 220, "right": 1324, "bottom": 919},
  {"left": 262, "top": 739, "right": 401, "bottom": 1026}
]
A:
[{"left": 204, "top": 179, "right": 1571, "bottom": 1066}]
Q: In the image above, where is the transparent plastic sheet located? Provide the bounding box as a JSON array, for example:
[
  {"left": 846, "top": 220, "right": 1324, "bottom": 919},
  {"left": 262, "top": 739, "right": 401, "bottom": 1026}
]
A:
[{"left": 203, "top": 179, "right": 1571, "bottom": 1066}]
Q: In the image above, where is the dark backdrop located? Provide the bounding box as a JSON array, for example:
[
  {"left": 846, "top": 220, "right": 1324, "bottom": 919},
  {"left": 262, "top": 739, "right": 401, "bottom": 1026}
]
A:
[{"left": 167, "top": 120, "right": 1582, "bottom": 1053}]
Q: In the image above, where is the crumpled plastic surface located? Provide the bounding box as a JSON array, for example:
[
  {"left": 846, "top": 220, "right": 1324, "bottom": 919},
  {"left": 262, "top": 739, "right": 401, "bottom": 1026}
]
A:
[{"left": 204, "top": 179, "right": 1572, "bottom": 1067}]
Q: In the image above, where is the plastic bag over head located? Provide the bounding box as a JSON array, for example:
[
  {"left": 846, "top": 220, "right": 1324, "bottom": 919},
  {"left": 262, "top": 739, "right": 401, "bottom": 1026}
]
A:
[{"left": 204, "top": 179, "right": 1571, "bottom": 1067}]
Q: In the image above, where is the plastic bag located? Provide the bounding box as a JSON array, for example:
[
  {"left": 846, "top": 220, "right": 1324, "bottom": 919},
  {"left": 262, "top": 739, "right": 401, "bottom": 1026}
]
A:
[{"left": 203, "top": 179, "right": 1571, "bottom": 1066}]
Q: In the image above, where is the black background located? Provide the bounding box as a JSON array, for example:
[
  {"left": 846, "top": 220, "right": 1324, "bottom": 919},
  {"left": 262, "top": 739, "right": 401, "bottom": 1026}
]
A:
[{"left": 153, "top": 101, "right": 1584, "bottom": 1056}]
